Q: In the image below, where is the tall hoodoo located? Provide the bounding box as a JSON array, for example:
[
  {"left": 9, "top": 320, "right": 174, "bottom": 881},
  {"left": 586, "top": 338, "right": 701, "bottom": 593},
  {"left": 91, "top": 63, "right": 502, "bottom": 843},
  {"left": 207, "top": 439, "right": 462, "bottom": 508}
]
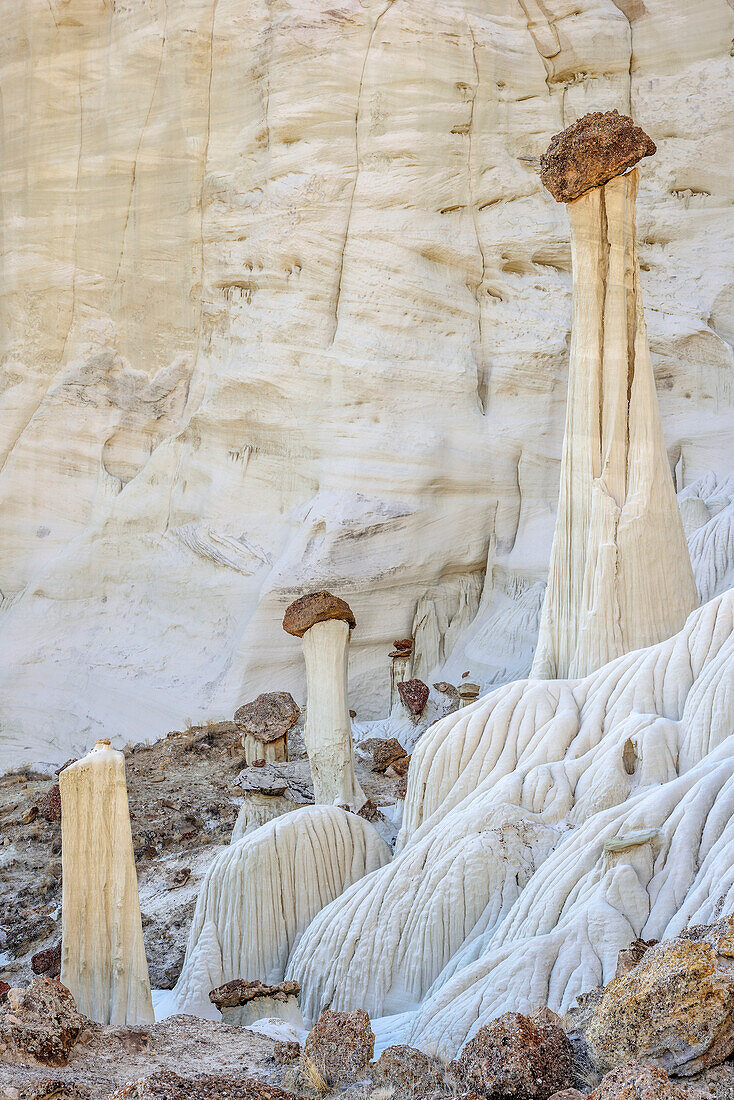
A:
[
  {"left": 283, "top": 591, "right": 366, "bottom": 809},
  {"left": 59, "top": 739, "right": 154, "bottom": 1026},
  {"left": 532, "top": 111, "right": 698, "bottom": 680}
]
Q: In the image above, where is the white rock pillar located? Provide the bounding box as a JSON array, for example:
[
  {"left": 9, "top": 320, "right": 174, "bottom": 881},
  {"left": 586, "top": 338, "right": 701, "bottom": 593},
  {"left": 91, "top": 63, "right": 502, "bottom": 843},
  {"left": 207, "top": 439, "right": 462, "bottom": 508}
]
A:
[
  {"left": 59, "top": 739, "right": 154, "bottom": 1026},
  {"left": 283, "top": 591, "right": 366, "bottom": 809},
  {"left": 532, "top": 112, "right": 698, "bottom": 680}
]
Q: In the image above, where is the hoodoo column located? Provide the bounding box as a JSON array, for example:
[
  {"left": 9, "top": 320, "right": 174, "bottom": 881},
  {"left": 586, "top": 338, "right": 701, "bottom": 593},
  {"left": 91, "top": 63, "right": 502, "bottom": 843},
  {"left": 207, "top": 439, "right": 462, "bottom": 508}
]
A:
[{"left": 532, "top": 111, "right": 698, "bottom": 680}]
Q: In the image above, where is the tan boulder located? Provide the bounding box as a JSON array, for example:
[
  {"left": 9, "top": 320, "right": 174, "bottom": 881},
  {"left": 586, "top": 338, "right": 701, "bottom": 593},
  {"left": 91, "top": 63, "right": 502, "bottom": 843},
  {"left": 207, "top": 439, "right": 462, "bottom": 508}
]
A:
[
  {"left": 0, "top": 977, "right": 84, "bottom": 1067},
  {"left": 586, "top": 918, "right": 734, "bottom": 1077},
  {"left": 588, "top": 1062, "right": 689, "bottom": 1099},
  {"left": 301, "top": 1008, "right": 374, "bottom": 1085}
]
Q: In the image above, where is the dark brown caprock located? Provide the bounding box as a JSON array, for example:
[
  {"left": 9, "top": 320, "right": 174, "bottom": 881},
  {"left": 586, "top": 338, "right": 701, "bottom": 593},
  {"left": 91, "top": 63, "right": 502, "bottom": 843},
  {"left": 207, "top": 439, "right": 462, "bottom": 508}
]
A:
[
  {"left": 539, "top": 110, "right": 656, "bottom": 203},
  {"left": 282, "top": 591, "right": 356, "bottom": 637}
]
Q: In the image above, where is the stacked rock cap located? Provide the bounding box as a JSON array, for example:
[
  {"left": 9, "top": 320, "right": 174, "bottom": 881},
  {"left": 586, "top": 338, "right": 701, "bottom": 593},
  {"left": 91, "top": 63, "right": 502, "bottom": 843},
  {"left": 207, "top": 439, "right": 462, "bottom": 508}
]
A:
[
  {"left": 209, "top": 978, "right": 300, "bottom": 1010},
  {"left": 234, "top": 692, "right": 300, "bottom": 744},
  {"left": 539, "top": 110, "right": 656, "bottom": 203},
  {"left": 282, "top": 591, "right": 356, "bottom": 637},
  {"left": 389, "top": 638, "right": 413, "bottom": 658}
]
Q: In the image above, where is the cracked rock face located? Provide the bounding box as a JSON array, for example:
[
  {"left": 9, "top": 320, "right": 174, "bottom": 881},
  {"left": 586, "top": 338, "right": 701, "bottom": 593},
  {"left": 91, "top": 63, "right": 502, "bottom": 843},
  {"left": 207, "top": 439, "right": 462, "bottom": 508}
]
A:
[
  {"left": 588, "top": 1062, "right": 689, "bottom": 1099},
  {"left": 586, "top": 917, "right": 734, "bottom": 1077},
  {"left": 539, "top": 111, "right": 657, "bottom": 203},
  {"left": 234, "top": 693, "right": 300, "bottom": 744}
]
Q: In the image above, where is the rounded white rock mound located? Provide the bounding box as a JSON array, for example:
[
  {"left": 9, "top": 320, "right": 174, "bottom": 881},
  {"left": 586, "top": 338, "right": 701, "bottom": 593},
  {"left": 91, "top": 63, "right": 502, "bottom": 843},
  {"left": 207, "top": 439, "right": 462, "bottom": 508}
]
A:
[
  {"left": 173, "top": 805, "right": 391, "bottom": 1019},
  {"left": 287, "top": 591, "right": 734, "bottom": 1055}
]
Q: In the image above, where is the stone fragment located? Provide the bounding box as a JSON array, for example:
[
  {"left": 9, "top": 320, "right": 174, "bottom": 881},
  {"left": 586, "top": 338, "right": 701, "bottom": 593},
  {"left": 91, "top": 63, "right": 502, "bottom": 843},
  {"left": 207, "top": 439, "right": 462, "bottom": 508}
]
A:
[
  {"left": 588, "top": 1062, "right": 689, "bottom": 1099},
  {"left": 234, "top": 764, "right": 288, "bottom": 796},
  {"left": 31, "top": 941, "right": 62, "bottom": 978},
  {"left": 457, "top": 682, "right": 481, "bottom": 706},
  {"left": 282, "top": 592, "right": 355, "bottom": 638},
  {"left": 586, "top": 917, "right": 734, "bottom": 1076},
  {"left": 234, "top": 693, "right": 300, "bottom": 744},
  {"left": 273, "top": 1040, "right": 301, "bottom": 1065},
  {"left": 301, "top": 1008, "right": 374, "bottom": 1085},
  {"left": 109, "top": 1071, "right": 301, "bottom": 1100},
  {"left": 38, "top": 784, "right": 61, "bottom": 823},
  {"left": 372, "top": 1043, "right": 446, "bottom": 1095},
  {"left": 387, "top": 754, "right": 411, "bottom": 778},
  {"left": 616, "top": 937, "right": 658, "bottom": 978},
  {"left": 389, "top": 639, "right": 413, "bottom": 658},
  {"left": 454, "top": 1011, "right": 574, "bottom": 1099},
  {"left": 357, "top": 798, "right": 379, "bottom": 821},
  {"left": 397, "top": 679, "right": 429, "bottom": 716},
  {"left": 0, "top": 977, "right": 84, "bottom": 1067},
  {"left": 209, "top": 978, "right": 303, "bottom": 1027},
  {"left": 371, "top": 738, "right": 407, "bottom": 773},
  {"left": 539, "top": 110, "right": 656, "bottom": 203},
  {"left": 0, "top": 981, "right": 9, "bottom": 1004},
  {"left": 547, "top": 1092, "right": 585, "bottom": 1100}
]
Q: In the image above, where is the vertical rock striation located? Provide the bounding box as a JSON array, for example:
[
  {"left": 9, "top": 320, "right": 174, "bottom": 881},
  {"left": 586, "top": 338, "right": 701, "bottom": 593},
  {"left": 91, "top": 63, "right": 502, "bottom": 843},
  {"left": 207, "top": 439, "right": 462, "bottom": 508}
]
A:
[
  {"left": 533, "top": 114, "right": 698, "bottom": 680},
  {"left": 59, "top": 740, "right": 153, "bottom": 1026}
]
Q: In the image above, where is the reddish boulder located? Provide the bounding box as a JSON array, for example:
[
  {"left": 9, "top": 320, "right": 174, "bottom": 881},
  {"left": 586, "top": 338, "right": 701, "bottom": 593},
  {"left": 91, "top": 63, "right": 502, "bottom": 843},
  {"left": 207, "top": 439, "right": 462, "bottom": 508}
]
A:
[
  {"left": 31, "top": 941, "right": 62, "bottom": 978},
  {"left": 539, "top": 110, "right": 656, "bottom": 203},
  {"left": 454, "top": 1011, "right": 574, "bottom": 1099},
  {"left": 397, "top": 679, "right": 430, "bottom": 716},
  {"left": 302, "top": 1008, "right": 374, "bottom": 1084}
]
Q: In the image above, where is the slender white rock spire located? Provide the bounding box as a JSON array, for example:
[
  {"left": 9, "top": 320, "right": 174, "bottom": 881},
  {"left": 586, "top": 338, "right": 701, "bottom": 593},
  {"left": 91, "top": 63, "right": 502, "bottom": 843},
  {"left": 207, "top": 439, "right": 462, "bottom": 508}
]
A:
[
  {"left": 60, "top": 739, "right": 154, "bottom": 1026},
  {"left": 532, "top": 112, "right": 698, "bottom": 679}
]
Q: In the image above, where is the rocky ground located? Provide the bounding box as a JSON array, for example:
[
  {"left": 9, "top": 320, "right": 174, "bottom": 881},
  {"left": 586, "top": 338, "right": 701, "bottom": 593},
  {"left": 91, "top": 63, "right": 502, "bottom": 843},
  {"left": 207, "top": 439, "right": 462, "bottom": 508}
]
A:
[{"left": 0, "top": 720, "right": 403, "bottom": 992}]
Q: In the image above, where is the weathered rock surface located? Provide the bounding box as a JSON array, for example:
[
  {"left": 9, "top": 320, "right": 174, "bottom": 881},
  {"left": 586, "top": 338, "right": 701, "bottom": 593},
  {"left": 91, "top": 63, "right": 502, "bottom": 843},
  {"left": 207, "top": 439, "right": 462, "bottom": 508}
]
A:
[
  {"left": 301, "top": 1008, "right": 374, "bottom": 1085},
  {"left": 540, "top": 111, "right": 656, "bottom": 203},
  {"left": 586, "top": 917, "right": 734, "bottom": 1076},
  {"left": 371, "top": 738, "right": 408, "bottom": 773},
  {"left": 38, "top": 785, "right": 61, "bottom": 824},
  {"left": 372, "top": 1044, "right": 446, "bottom": 1096},
  {"left": 0, "top": 978, "right": 84, "bottom": 1067},
  {"left": 209, "top": 979, "right": 300, "bottom": 1010},
  {"left": 453, "top": 1011, "right": 574, "bottom": 1099},
  {"left": 398, "top": 680, "right": 430, "bottom": 716},
  {"left": 588, "top": 1062, "right": 689, "bottom": 1099},
  {"left": 282, "top": 593, "right": 355, "bottom": 639},
  {"left": 234, "top": 694, "right": 300, "bottom": 745}
]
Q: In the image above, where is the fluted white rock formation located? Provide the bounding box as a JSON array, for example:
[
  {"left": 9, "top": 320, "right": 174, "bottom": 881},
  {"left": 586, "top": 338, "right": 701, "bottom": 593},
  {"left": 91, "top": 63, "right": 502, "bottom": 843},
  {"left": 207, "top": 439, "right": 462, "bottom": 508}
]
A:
[
  {"left": 59, "top": 740, "right": 154, "bottom": 1026},
  {"left": 173, "top": 805, "right": 390, "bottom": 1019},
  {"left": 286, "top": 590, "right": 734, "bottom": 1054},
  {"left": 532, "top": 169, "right": 698, "bottom": 680}
]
